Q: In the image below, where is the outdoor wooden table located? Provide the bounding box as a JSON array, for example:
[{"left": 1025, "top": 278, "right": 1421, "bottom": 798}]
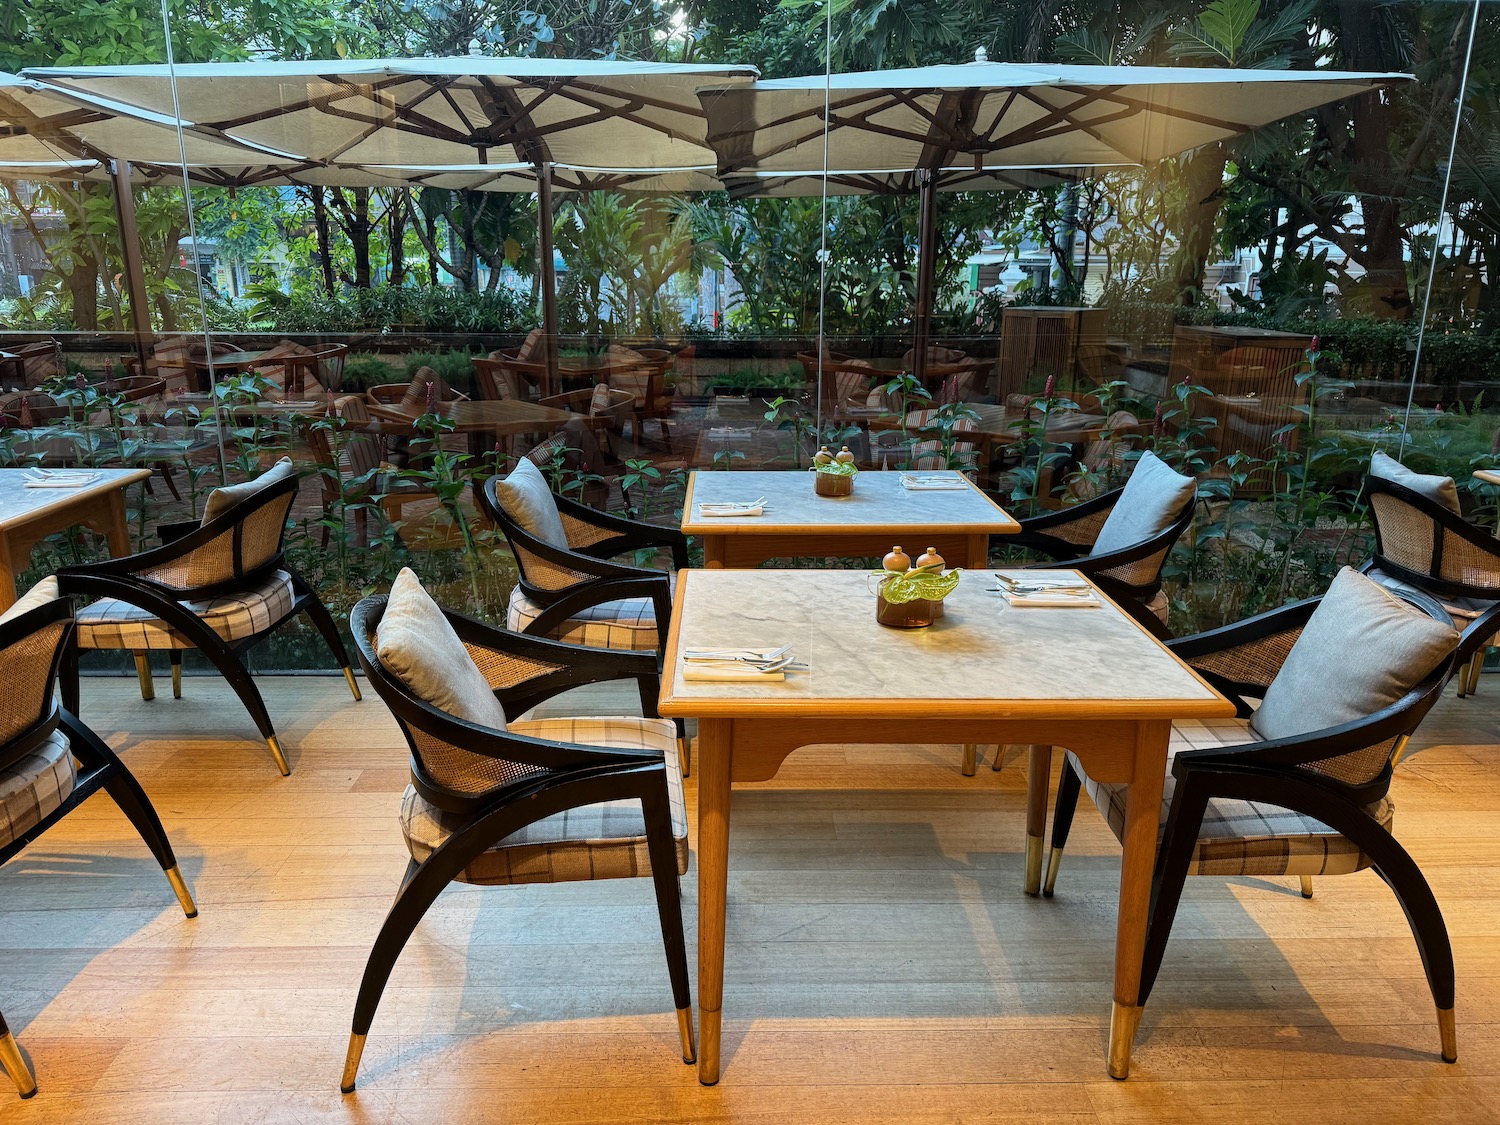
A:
[
  {"left": 189, "top": 349, "right": 266, "bottom": 393},
  {"left": 366, "top": 398, "right": 577, "bottom": 456},
  {"left": 682, "top": 468, "right": 1017, "bottom": 568},
  {"left": 658, "top": 568, "right": 1234, "bottom": 1084},
  {"left": 865, "top": 404, "right": 1106, "bottom": 487},
  {"left": 0, "top": 467, "right": 151, "bottom": 611}
]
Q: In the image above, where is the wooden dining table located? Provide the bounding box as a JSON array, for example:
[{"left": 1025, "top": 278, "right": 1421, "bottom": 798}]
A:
[
  {"left": 659, "top": 568, "right": 1234, "bottom": 1084},
  {"left": 366, "top": 398, "right": 578, "bottom": 455},
  {"left": 0, "top": 467, "right": 151, "bottom": 611},
  {"left": 682, "top": 468, "right": 1018, "bottom": 568}
]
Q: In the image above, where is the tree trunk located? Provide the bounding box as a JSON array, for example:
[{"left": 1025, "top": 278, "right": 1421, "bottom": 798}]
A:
[
  {"left": 1169, "top": 146, "right": 1230, "bottom": 307},
  {"left": 309, "top": 186, "right": 337, "bottom": 293},
  {"left": 387, "top": 189, "right": 408, "bottom": 287},
  {"left": 63, "top": 257, "right": 100, "bottom": 331}
]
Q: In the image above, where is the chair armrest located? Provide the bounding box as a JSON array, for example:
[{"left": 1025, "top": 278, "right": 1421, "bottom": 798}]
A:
[
  {"left": 446, "top": 606, "right": 662, "bottom": 717},
  {"left": 1008, "top": 488, "right": 1122, "bottom": 559},
  {"left": 1166, "top": 596, "right": 1321, "bottom": 703},
  {"left": 554, "top": 492, "right": 690, "bottom": 569},
  {"left": 540, "top": 388, "right": 595, "bottom": 411},
  {"left": 157, "top": 519, "right": 199, "bottom": 545}
]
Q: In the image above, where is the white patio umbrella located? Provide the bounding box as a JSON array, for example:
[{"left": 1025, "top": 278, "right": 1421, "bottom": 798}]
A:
[
  {"left": 1, "top": 71, "right": 309, "bottom": 338},
  {"left": 698, "top": 61, "right": 1407, "bottom": 378},
  {"left": 24, "top": 58, "right": 758, "bottom": 376}
]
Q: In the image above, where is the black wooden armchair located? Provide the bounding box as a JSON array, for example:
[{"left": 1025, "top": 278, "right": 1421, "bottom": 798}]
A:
[
  {"left": 339, "top": 593, "right": 693, "bottom": 1093},
  {"left": 0, "top": 587, "right": 197, "bottom": 1100},
  {"left": 1044, "top": 583, "right": 1461, "bottom": 1067},
  {"left": 479, "top": 475, "right": 686, "bottom": 653},
  {"left": 56, "top": 465, "right": 360, "bottom": 776},
  {"left": 1361, "top": 473, "right": 1500, "bottom": 697}
]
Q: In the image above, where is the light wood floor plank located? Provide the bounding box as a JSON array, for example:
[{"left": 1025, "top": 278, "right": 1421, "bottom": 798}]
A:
[{"left": 1, "top": 674, "right": 1498, "bottom": 1120}]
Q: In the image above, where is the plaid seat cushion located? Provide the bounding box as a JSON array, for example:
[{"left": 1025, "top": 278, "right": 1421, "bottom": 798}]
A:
[
  {"left": 1068, "top": 718, "right": 1392, "bottom": 878},
  {"left": 400, "top": 716, "right": 688, "bottom": 886},
  {"left": 506, "top": 585, "right": 661, "bottom": 651},
  {"left": 76, "top": 570, "right": 295, "bottom": 651},
  {"left": 0, "top": 729, "right": 76, "bottom": 848}
]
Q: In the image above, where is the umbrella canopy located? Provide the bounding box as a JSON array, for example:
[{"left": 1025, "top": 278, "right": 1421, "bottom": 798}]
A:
[
  {"left": 723, "top": 165, "right": 1097, "bottom": 198},
  {"left": 698, "top": 62, "right": 1406, "bottom": 174},
  {"left": 26, "top": 59, "right": 759, "bottom": 170},
  {"left": 0, "top": 72, "right": 301, "bottom": 174}
]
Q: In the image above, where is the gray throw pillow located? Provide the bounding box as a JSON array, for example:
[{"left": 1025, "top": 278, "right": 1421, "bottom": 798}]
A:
[
  {"left": 376, "top": 568, "right": 509, "bottom": 731},
  {"left": 1091, "top": 450, "right": 1196, "bottom": 556},
  {"left": 495, "top": 457, "right": 568, "bottom": 548},
  {"left": 1252, "top": 567, "right": 1458, "bottom": 742},
  {"left": 0, "top": 576, "right": 60, "bottom": 625},
  {"left": 1370, "top": 450, "right": 1461, "bottom": 514},
  {"left": 202, "top": 457, "right": 295, "bottom": 524}
]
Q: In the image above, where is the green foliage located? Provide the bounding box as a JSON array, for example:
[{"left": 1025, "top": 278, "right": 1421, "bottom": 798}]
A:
[
  {"left": 403, "top": 350, "right": 478, "bottom": 393},
  {"left": 245, "top": 287, "right": 534, "bottom": 335},
  {"left": 341, "top": 355, "right": 403, "bottom": 390}
]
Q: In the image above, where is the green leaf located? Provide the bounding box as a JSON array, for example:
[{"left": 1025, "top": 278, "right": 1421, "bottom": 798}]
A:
[{"left": 1197, "top": 0, "right": 1260, "bottom": 61}]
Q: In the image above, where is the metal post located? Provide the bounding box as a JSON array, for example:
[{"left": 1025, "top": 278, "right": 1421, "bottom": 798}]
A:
[
  {"left": 108, "top": 160, "right": 153, "bottom": 356},
  {"left": 912, "top": 168, "right": 937, "bottom": 385},
  {"left": 535, "top": 162, "right": 559, "bottom": 392}
]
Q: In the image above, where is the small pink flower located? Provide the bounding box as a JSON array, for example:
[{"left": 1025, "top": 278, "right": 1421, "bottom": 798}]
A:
[
  {"left": 1275, "top": 429, "right": 1290, "bottom": 449},
  {"left": 18, "top": 398, "right": 33, "bottom": 427},
  {"left": 1153, "top": 401, "right": 1165, "bottom": 438},
  {"left": 1435, "top": 402, "right": 1444, "bottom": 413},
  {"left": 1309, "top": 335, "right": 1321, "bottom": 353},
  {"left": 75, "top": 373, "right": 88, "bottom": 392},
  {"left": 424, "top": 380, "right": 437, "bottom": 415},
  {"left": 1043, "top": 374, "right": 1056, "bottom": 399}
]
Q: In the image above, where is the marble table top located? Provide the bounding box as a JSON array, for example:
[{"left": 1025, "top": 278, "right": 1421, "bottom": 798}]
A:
[
  {"left": 681, "top": 469, "right": 1018, "bottom": 537},
  {"left": 659, "top": 568, "right": 1233, "bottom": 720},
  {"left": 0, "top": 467, "right": 152, "bottom": 531}
]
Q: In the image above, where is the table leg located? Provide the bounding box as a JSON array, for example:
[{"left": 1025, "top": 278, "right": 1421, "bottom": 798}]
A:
[
  {"left": 696, "top": 717, "right": 733, "bottom": 1085},
  {"left": 1024, "top": 745, "right": 1053, "bottom": 894},
  {"left": 963, "top": 533, "right": 989, "bottom": 570},
  {"left": 103, "top": 489, "right": 134, "bottom": 558},
  {"left": 0, "top": 531, "right": 20, "bottom": 612},
  {"left": 702, "top": 536, "right": 726, "bottom": 570},
  {"left": 1107, "top": 719, "right": 1172, "bottom": 1079}
]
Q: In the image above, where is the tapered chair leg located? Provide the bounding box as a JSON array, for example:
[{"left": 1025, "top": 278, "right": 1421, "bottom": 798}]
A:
[
  {"left": 991, "top": 744, "right": 1014, "bottom": 772},
  {"left": 298, "top": 591, "right": 361, "bottom": 702},
  {"left": 169, "top": 651, "right": 183, "bottom": 699},
  {"left": 133, "top": 651, "right": 155, "bottom": 701},
  {"left": 0, "top": 1013, "right": 35, "bottom": 1100},
  {"left": 1136, "top": 782, "right": 1215, "bottom": 1009},
  {"left": 1043, "top": 757, "right": 1083, "bottom": 897},
  {"left": 961, "top": 744, "right": 978, "bottom": 776},
  {"left": 642, "top": 784, "right": 694, "bottom": 1064},
  {"left": 1299, "top": 875, "right": 1314, "bottom": 899},
  {"left": 1024, "top": 745, "right": 1053, "bottom": 894}
]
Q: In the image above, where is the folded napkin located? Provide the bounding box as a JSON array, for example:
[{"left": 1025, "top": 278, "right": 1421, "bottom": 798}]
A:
[
  {"left": 684, "top": 665, "right": 786, "bottom": 682},
  {"left": 25, "top": 472, "right": 101, "bottom": 489},
  {"left": 993, "top": 570, "right": 1090, "bottom": 589},
  {"left": 698, "top": 503, "right": 765, "bottom": 517},
  {"left": 899, "top": 474, "right": 967, "bottom": 491},
  {"left": 998, "top": 587, "right": 1100, "bottom": 608}
]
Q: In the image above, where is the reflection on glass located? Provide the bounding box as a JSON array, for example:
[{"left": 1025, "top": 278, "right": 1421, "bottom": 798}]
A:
[{"left": 0, "top": 0, "right": 1492, "bottom": 656}]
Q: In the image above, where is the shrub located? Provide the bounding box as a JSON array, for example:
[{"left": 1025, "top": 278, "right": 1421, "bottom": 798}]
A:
[{"left": 245, "top": 286, "right": 535, "bottom": 335}]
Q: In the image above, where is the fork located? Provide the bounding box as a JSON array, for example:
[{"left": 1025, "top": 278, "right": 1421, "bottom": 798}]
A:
[{"left": 684, "top": 643, "right": 792, "bottom": 662}]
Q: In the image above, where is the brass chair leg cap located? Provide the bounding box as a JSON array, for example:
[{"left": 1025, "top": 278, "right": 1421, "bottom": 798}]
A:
[
  {"left": 677, "top": 1006, "right": 697, "bottom": 1065},
  {"left": 267, "top": 736, "right": 291, "bottom": 777}
]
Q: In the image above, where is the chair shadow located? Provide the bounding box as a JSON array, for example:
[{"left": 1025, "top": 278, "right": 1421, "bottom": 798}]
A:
[{"left": 0, "top": 850, "right": 204, "bottom": 1034}]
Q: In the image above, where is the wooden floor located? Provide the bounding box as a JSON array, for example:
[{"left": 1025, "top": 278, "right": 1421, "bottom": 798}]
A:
[{"left": 5, "top": 676, "right": 1500, "bottom": 1123}]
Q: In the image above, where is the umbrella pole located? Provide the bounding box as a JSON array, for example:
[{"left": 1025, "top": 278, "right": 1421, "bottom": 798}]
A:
[
  {"left": 912, "top": 169, "right": 936, "bottom": 386},
  {"left": 535, "top": 162, "right": 559, "bottom": 396},
  {"left": 108, "top": 159, "right": 153, "bottom": 364}
]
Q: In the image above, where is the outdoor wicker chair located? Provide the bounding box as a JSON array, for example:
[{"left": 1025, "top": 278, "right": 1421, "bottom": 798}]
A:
[
  {"left": 305, "top": 395, "right": 440, "bottom": 547},
  {"left": 1361, "top": 465, "right": 1500, "bottom": 698},
  {"left": 269, "top": 343, "right": 348, "bottom": 396},
  {"left": 56, "top": 459, "right": 360, "bottom": 776},
  {"left": 604, "top": 346, "right": 676, "bottom": 452},
  {"left": 1042, "top": 568, "right": 1461, "bottom": 1067},
  {"left": 0, "top": 579, "right": 197, "bottom": 1100},
  {"left": 339, "top": 574, "right": 693, "bottom": 1092},
  {"left": 479, "top": 460, "right": 685, "bottom": 653}
]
